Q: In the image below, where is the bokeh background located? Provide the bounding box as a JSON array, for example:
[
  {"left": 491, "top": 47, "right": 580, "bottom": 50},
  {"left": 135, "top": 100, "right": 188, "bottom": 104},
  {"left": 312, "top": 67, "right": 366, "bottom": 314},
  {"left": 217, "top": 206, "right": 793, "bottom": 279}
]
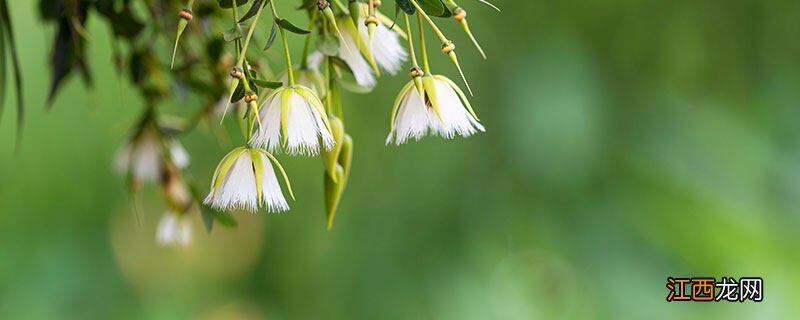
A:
[{"left": 2, "top": 0, "right": 800, "bottom": 319}]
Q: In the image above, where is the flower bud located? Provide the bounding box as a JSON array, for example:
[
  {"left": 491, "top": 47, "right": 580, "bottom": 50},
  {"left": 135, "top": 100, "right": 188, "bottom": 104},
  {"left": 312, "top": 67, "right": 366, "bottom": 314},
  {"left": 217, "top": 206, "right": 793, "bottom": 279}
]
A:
[
  {"left": 317, "top": 0, "right": 330, "bottom": 10},
  {"left": 179, "top": 9, "right": 193, "bottom": 21},
  {"left": 371, "top": 0, "right": 382, "bottom": 7},
  {"left": 442, "top": 41, "right": 456, "bottom": 54},
  {"left": 364, "top": 15, "right": 379, "bottom": 27},
  {"left": 453, "top": 8, "right": 466, "bottom": 22},
  {"left": 244, "top": 91, "right": 258, "bottom": 103},
  {"left": 230, "top": 66, "right": 244, "bottom": 79},
  {"left": 409, "top": 66, "right": 424, "bottom": 78}
]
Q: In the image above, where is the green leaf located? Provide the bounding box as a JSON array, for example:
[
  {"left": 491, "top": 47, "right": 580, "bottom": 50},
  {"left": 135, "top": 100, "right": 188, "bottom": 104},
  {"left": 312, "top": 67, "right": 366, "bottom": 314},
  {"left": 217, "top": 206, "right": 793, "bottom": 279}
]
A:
[
  {"left": 0, "top": 19, "right": 6, "bottom": 117},
  {"left": 230, "top": 80, "right": 245, "bottom": 103},
  {"left": 238, "top": 0, "right": 264, "bottom": 23},
  {"left": 315, "top": 34, "right": 340, "bottom": 56},
  {"left": 418, "top": 0, "right": 446, "bottom": 17},
  {"left": 201, "top": 206, "right": 215, "bottom": 233},
  {"left": 276, "top": 18, "right": 310, "bottom": 35},
  {"left": 0, "top": 0, "right": 24, "bottom": 148},
  {"left": 395, "top": 0, "right": 415, "bottom": 15},
  {"left": 251, "top": 79, "right": 283, "bottom": 89},
  {"left": 213, "top": 212, "right": 238, "bottom": 227},
  {"left": 264, "top": 23, "right": 278, "bottom": 50},
  {"left": 222, "top": 24, "right": 247, "bottom": 42},
  {"left": 217, "top": 0, "right": 249, "bottom": 9}
]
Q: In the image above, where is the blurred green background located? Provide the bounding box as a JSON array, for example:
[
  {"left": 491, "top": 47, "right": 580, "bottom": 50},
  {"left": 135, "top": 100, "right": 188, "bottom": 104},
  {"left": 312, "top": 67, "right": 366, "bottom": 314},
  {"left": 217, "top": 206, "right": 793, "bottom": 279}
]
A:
[{"left": 2, "top": 0, "right": 800, "bottom": 319}]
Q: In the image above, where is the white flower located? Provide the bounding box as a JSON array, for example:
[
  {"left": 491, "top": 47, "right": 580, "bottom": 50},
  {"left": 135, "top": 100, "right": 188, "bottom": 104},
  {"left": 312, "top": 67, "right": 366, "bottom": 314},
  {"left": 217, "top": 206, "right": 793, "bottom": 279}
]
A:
[
  {"left": 249, "top": 86, "right": 335, "bottom": 156},
  {"left": 156, "top": 212, "right": 192, "bottom": 247},
  {"left": 355, "top": 17, "right": 407, "bottom": 75},
  {"left": 306, "top": 17, "right": 406, "bottom": 88},
  {"left": 203, "top": 148, "right": 293, "bottom": 213},
  {"left": 386, "top": 75, "right": 485, "bottom": 145},
  {"left": 114, "top": 129, "right": 189, "bottom": 181}
]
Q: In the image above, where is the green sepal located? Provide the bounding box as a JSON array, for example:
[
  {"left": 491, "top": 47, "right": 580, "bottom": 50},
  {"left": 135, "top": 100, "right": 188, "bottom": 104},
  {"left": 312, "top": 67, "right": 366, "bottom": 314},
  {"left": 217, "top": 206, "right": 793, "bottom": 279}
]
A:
[
  {"left": 459, "top": 19, "right": 486, "bottom": 59},
  {"left": 322, "top": 7, "right": 349, "bottom": 55},
  {"left": 211, "top": 147, "right": 247, "bottom": 198},
  {"left": 422, "top": 76, "right": 444, "bottom": 122},
  {"left": 249, "top": 149, "right": 264, "bottom": 205},
  {"left": 339, "top": 134, "right": 353, "bottom": 180},
  {"left": 348, "top": 0, "right": 361, "bottom": 27},
  {"left": 447, "top": 51, "right": 473, "bottom": 96},
  {"left": 433, "top": 75, "right": 479, "bottom": 121},
  {"left": 171, "top": 19, "right": 189, "bottom": 69},
  {"left": 322, "top": 116, "right": 345, "bottom": 182},
  {"left": 324, "top": 165, "right": 345, "bottom": 230},
  {"left": 221, "top": 76, "right": 242, "bottom": 121},
  {"left": 324, "top": 135, "right": 353, "bottom": 230},
  {"left": 341, "top": 17, "right": 380, "bottom": 76},
  {"left": 389, "top": 80, "right": 415, "bottom": 134},
  {"left": 263, "top": 151, "right": 295, "bottom": 201},
  {"left": 280, "top": 87, "right": 293, "bottom": 146},
  {"left": 294, "top": 86, "right": 332, "bottom": 132}
]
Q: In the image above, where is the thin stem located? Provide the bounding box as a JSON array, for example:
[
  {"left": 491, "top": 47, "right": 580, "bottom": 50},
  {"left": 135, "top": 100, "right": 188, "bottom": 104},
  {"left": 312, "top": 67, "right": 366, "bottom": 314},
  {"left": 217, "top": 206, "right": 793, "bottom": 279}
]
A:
[
  {"left": 417, "top": 14, "right": 430, "bottom": 74},
  {"left": 270, "top": 0, "right": 295, "bottom": 86},
  {"left": 408, "top": 0, "right": 449, "bottom": 43},
  {"left": 404, "top": 13, "right": 418, "bottom": 68},
  {"left": 236, "top": 0, "right": 266, "bottom": 67},
  {"left": 325, "top": 56, "right": 333, "bottom": 114},
  {"left": 300, "top": 9, "right": 318, "bottom": 70}
]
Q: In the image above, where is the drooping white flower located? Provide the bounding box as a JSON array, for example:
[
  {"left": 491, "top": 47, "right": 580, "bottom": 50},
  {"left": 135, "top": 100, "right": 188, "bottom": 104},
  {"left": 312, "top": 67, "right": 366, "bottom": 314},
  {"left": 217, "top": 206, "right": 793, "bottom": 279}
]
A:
[
  {"left": 114, "top": 128, "right": 189, "bottom": 181},
  {"left": 156, "top": 212, "right": 192, "bottom": 247},
  {"left": 306, "top": 16, "right": 406, "bottom": 88},
  {"left": 355, "top": 16, "right": 407, "bottom": 75},
  {"left": 386, "top": 75, "right": 485, "bottom": 145},
  {"left": 249, "top": 86, "right": 335, "bottom": 156},
  {"left": 203, "top": 148, "right": 293, "bottom": 213}
]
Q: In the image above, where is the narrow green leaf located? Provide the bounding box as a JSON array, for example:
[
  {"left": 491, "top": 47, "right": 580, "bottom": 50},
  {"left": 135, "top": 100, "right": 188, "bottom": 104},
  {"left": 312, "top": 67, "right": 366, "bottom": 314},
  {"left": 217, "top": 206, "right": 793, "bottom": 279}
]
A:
[
  {"left": 0, "top": 20, "right": 6, "bottom": 118},
  {"left": 277, "top": 18, "right": 310, "bottom": 35},
  {"left": 238, "top": 0, "right": 264, "bottom": 23},
  {"left": 251, "top": 79, "right": 283, "bottom": 89},
  {"left": 264, "top": 23, "right": 278, "bottom": 50},
  {"left": 0, "top": 0, "right": 23, "bottom": 149},
  {"left": 417, "top": 0, "right": 445, "bottom": 17},
  {"left": 217, "top": 0, "right": 249, "bottom": 9},
  {"left": 396, "top": 0, "right": 416, "bottom": 14},
  {"left": 201, "top": 207, "right": 215, "bottom": 233}
]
